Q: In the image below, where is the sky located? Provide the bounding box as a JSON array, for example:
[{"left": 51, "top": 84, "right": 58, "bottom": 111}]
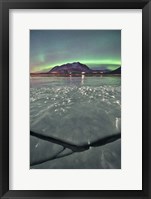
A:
[{"left": 30, "top": 30, "right": 121, "bottom": 73}]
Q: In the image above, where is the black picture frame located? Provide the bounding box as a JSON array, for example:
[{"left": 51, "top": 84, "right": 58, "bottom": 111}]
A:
[{"left": 0, "top": 0, "right": 150, "bottom": 198}]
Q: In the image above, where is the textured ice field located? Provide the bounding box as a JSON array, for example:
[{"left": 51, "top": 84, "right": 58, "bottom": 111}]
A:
[{"left": 30, "top": 76, "right": 121, "bottom": 169}]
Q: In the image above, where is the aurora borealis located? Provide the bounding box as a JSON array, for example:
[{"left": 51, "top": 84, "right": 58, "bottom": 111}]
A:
[{"left": 30, "top": 30, "right": 121, "bottom": 73}]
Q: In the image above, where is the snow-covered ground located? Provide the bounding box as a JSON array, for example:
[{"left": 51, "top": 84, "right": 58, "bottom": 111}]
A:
[{"left": 30, "top": 76, "right": 121, "bottom": 169}]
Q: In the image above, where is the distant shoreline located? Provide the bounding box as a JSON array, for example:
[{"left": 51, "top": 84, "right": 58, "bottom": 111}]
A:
[{"left": 30, "top": 73, "right": 121, "bottom": 77}]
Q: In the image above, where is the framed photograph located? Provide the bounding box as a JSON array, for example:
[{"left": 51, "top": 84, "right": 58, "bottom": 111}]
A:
[
  {"left": 0, "top": 0, "right": 150, "bottom": 198},
  {"left": 30, "top": 29, "right": 121, "bottom": 169}
]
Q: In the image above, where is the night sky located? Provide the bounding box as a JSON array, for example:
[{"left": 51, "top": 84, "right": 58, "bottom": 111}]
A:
[{"left": 30, "top": 30, "right": 121, "bottom": 73}]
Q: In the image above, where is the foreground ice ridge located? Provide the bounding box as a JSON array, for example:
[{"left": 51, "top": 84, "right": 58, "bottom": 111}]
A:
[{"left": 30, "top": 130, "right": 121, "bottom": 167}]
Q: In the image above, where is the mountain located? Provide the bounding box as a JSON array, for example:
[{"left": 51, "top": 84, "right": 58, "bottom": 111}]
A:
[
  {"left": 109, "top": 67, "right": 121, "bottom": 74},
  {"left": 30, "top": 62, "right": 121, "bottom": 77},
  {"left": 49, "top": 62, "right": 91, "bottom": 74}
]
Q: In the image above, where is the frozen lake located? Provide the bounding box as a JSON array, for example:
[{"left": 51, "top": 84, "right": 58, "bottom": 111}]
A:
[{"left": 30, "top": 76, "right": 121, "bottom": 169}]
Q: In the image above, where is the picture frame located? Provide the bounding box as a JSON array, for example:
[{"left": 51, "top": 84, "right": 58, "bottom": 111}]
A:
[{"left": 0, "top": 0, "right": 150, "bottom": 198}]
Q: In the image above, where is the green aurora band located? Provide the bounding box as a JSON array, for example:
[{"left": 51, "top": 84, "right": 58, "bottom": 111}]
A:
[{"left": 32, "top": 58, "right": 121, "bottom": 72}]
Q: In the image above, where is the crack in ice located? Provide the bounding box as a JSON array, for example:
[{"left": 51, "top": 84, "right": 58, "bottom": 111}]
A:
[{"left": 30, "top": 131, "right": 121, "bottom": 166}]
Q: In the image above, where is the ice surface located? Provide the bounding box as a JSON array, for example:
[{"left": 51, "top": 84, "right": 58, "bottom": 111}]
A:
[
  {"left": 30, "top": 77, "right": 121, "bottom": 145},
  {"left": 30, "top": 135, "right": 64, "bottom": 166},
  {"left": 30, "top": 76, "right": 121, "bottom": 169},
  {"left": 31, "top": 139, "right": 121, "bottom": 169}
]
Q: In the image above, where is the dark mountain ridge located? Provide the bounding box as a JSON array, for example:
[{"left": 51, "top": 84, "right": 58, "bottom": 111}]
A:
[
  {"left": 49, "top": 62, "right": 91, "bottom": 74},
  {"left": 30, "top": 62, "right": 121, "bottom": 77},
  {"left": 49, "top": 62, "right": 121, "bottom": 74},
  {"left": 109, "top": 67, "right": 121, "bottom": 74}
]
